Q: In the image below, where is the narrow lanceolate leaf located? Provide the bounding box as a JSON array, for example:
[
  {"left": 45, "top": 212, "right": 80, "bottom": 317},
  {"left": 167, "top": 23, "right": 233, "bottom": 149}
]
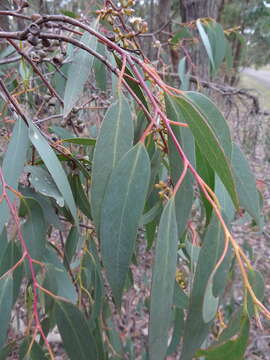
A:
[
  {"left": 165, "top": 94, "right": 195, "bottom": 237},
  {"left": 28, "top": 122, "right": 78, "bottom": 226},
  {"left": 0, "top": 275, "right": 13, "bottom": 348},
  {"left": 149, "top": 198, "right": 178, "bottom": 360},
  {"left": 246, "top": 269, "right": 265, "bottom": 318},
  {"left": 91, "top": 94, "right": 134, "bottom": 231},
  {"left": 63, "top": 19, "right": 99, "bottom": 117},
  {"left": 185, "top": 92, "right": 232, "bottom": 159},
  {"left": 196, "top": 19, "right": 215, "bottom": 71},
  {"left": 100, "top": 143, "right": 150, "bottom": 307},
  {"left": 195, "top": 315, "right": 250, "bottom": 360},
  {"left": 25, "top": 166, "right": 64, "bottom": 207},
  {"left": 231, "top": 143, "right": 261, "bottom": 227},
  {"left": 0, "top": 118, "right": 29, "bottom": 234},
  {"left": 181, "top": 217, "right": 228, "bottom": 360},
  {"left": 21, "top": 198, "right": 46, "bottom": 261},
  {"left": 174, "top": 96, "right": 239, "bottom": 208},
  {"left": 55, "top": 301, "right": 98, "bottom": 360}
]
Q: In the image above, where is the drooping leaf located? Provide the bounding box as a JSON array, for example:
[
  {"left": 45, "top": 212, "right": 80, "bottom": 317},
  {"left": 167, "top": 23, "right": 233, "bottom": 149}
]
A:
[
  {"left": 0, "top": 241, "right": 23, "bottom": 304},
  {"left": 202, "top": 277, "right": 219, "bottom": 323},
  {"left": 0, "top": 275, "right": 13, "bottom": 348},
  {"left": 215, "top": 175, "right": 235, "bottom": 223},
  {"left": 140, "top": 202, "right": 162, "bottom": 226},
  {"left": 63, "top": 19, "right": 99, "bottom": 117},
  {"left": 64, "top": 226, "right": 79, "bottom": 266},
  {"left": 91, "top": 94, "right": 134, "bottom": 231},
  {"left": 0, "top": 118, "right": 29, "bottom": 234},
  {"left": 167, "top": 308, "right": 184, "bottom": 356},
  {"left": 93, "top": 42, "right": 107, "bottom": 91},
  {"left": 25, "top": 166, "right": 64, "bottom": 207},
  {"left": 181, "top": 217, "right": 226, "bottom": 360},
  {"left": 21, "top": 198, "right": 47, "bottom": 261},
  {"left": 173, "top": 281, "right": 189, "bottom": 309},
  {"left": 106, "top": 316, "right": 124, "bottom": 357},
  {"left": 195, "top": 315, "right": 250, "bottom": 360},
  {"left": 207, "top": 21, "right": 227, "bottom": 71},
  {"left": 185, "top": 91, "right": 232, "bottom": 159},
  {"left": 28, "top": 122, "right": 78, "bottom": 225},
  {"left": 43, "top": 247, "right": 77, "bottom": 303},
  {"left": 231, "top": 143, "right": 261, "bottom": 227},
  {"left": 246, "top": 269, "right": 265, "bottom": 318},
  {"left": 174, "top": 96, "right": 239, "bottom": 208},
  {"left": 69, "top": 174, "right": 91, "bottom": 219},
  {"left": 196, "top": 19, "right": 215, "bottom": 71},
  {"left": 55, "top": 300, "right": 98, "bottom": 360},
  {"left": 149, "top": 198, "right": 178, "bottom": 360},
  {"left": 196, "top": 144, "right": 215, "bottom": 224},
  {"left": 166, "top": 94, "right": 195, "bottom": 237},
  {"left": 100, "top": 143, "right": 150, "bottom": 306},
  {"left": 178, "top": 57, "right": 190, "bottom": 91},
  {"left": 19, "top": 186, "right": 63, "bottom": 229}
]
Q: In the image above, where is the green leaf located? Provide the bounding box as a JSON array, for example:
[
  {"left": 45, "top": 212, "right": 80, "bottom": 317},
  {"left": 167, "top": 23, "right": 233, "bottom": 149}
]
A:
[
  {"left": 19, "top": 186, "right": 63, "bottom": 229},
  {"left": 64, "top": 226, "right": 79, "bottom": 266},
  {"left": 55, "top": 300, "right": 98, "bottom": 360},
  {"left": 43, "top": 247, "right": 77, "bottom": 303},
  {"left": 173, "top": 281, "right": 189, "bottom": 309},
  {"left": 106, "top": 316, "right": 124, "bottom": 357},
  {"left": 0, "top": 275, "right": 13, "bottom": 348},
  {"left": 178, "top": 57, "right": 190, "bottom": 91},
  {"left": 25, "top": 166, "right": 64, "bottom": 207},
  {"left": 215, "top": 175, "right": 235, "bottom": 223},
  {"left": 149, "top": 198, "right": 178, "bottom": 360},
  {"left": 196, "top": 19, "right": 215, "bottom": 71},
  {"left": 19, "top": 338, "right": 47, "bottom": 360},
  {"left": 231, "top": 143, "right": 261, "bottom": 227},
  {"left": 202, "top": 277, "right": 219, "bottom": 323},
  {"left": 63, "top": 20, "right": 99, "bottom": 117},
  {"left": 0, "top": 241, "right": 23, "bottom": 304},
  {"left": 207, "top": 21, "right": 227, "bottom": 71},
  {"left": 69, "top": 174, "right": 91, "bottom": 219},
  {"left": 62, "top": 138, "right": 96, "bottom": 146},
  {"left": 174, "top": 96, "right": 238, "bottom": 208},
  {"left": 181, "top": 217, "right": 226, "bottom": 360},
  {"left": 21, "top": 198, "right": 47, "bottom": 261},
  {"left": 140, "top": 202, "right": 162, "bottom": 226},
  {"left": 91, "top": 94, "right": 134, "bottom": 231},
  {"left": 100, "top": 143, "right": 150, "bottom": 306},
  {"left": 167, "top": 308, "right": 184, "bottom": 356},
  {"left": 94, "top": 42, "right": 107, "bottom": 91},
  {"left": 0, "top": 118, "right": 29, "bottom": 234},
  {"left": 195, "top": 315, "right": 250, "bottom": 360},
  {"left": 246, "top": 269, "right": 265, "bottom": 318},
  {"left": 196, "top": 144, "right": 215, "bottom": 223},
  {"left": 185, "top": 92, "right": 232, "bottom": 159},
  {"left": 166, "top": 94, "right": 195, "bottom": 237},
  {"left": 28, "top": 122, "right": 78, "bottom": 226}
]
